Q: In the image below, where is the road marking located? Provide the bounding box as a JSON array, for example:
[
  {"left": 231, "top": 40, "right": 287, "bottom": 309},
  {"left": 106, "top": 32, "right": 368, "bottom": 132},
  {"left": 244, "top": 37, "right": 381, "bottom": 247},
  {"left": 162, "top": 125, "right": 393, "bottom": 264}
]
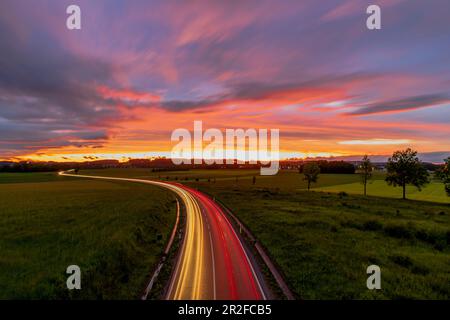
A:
[{"left": 208, "top": 230, "right": 217, "bottom": 300}]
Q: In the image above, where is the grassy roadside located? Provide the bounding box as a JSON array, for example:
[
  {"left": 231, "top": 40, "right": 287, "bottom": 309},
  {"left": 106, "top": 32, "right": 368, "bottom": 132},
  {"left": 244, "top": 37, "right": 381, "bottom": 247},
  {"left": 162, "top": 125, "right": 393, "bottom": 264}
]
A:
[
  {"left": 190, "top": 182, "right": 450, "bottom": 299},
  {"left": 0, "top": 174, "right": 176, "bottom": 299}
]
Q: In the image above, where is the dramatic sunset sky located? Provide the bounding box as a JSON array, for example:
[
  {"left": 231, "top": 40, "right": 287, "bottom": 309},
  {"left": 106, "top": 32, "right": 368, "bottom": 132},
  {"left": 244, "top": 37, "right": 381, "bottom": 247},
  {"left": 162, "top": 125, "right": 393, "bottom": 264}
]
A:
[{"left": 1, "top": 0, "right": 449, "bottom": 162}]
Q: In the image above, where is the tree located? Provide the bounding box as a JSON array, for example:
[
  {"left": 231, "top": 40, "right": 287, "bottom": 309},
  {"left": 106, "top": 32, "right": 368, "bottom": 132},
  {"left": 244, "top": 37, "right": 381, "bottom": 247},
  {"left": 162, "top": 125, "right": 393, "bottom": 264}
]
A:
[
  {"left": 435, "top": 157, "right": 450, "bottom": 196},
  {"left": 316, "top": 160, "right": 355, "bottom": 174},
  {"left": 302, "top": 162, "right": 320, "bottom": 190},
  {"left": 359, "top": 155, "right": 373, "bottom": 196},
  {"left": 385, "top": 148, "right": 429, "bottom": 199}
]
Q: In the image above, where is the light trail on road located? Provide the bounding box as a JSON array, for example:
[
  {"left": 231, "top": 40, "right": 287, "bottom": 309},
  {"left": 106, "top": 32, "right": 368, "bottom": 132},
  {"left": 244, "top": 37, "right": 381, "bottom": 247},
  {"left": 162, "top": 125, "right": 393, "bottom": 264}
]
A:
[{"left": 60, "top": 172, "right": 266, "bottom": 300}]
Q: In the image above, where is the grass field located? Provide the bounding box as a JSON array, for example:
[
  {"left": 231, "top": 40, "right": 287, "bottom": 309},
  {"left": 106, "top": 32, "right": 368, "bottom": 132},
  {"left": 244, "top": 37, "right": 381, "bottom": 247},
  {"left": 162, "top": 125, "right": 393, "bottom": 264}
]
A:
[
  {"left": 80, "top": 168, "right": 449, "bottom": 203},
  {"left": 78, "top": 169, "right": 450, "bottom": 299},
  {"left": 0, "top": 173, "right": 176, "bottom": 299},
  {"left": 1, "top": 168, "right": 449, "bottom": 299},
  {"left": 82, "top": 168, "right": 450, "bottom": 299},
  {"left": 316, "top": 180, "right": 449, "bottom": 204},
  {"left": 185, "top": 175, "right": 450, "bottom": 299},
  {"left": 0, "top": 172, "right": 78, "bottom": 184}
]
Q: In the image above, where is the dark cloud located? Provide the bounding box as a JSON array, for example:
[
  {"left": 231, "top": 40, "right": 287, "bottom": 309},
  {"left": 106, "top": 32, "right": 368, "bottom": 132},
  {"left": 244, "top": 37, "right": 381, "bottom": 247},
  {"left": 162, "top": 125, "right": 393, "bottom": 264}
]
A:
[
  {"left": 0, "top": 118, "right": 108, "bottom": 156},
  {"left": 347, "top": 94, "right": 450, "bottom": 116},
  {"left": 157, "top": 72, "right": 376, "bottom": 112},
  {"left": 225, "top": 73, "right": 373, "bottom": 99},
  {"left": 159, "top": 99, "right": 218, "bottom": 111},
  {"left": 0, "top": 10, "right": 121, "bottom": 156}
]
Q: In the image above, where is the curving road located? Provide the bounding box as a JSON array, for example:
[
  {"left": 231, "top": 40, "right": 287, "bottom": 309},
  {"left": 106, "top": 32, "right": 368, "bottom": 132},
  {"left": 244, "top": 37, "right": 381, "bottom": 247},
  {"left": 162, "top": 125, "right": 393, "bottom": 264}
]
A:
[{"left": 60, "top": 172, "right": 266, "bottom": 300}]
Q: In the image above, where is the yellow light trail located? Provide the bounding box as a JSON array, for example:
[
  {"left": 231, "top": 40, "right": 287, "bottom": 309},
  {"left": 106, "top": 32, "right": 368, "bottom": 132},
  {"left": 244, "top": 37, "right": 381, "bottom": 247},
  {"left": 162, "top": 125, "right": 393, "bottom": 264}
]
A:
[
  {"left": 171, "top": 190, "right": 206, "bottom": 299},
  {"left": 60, "top": 172, "right": 207, "bottom": 299}
]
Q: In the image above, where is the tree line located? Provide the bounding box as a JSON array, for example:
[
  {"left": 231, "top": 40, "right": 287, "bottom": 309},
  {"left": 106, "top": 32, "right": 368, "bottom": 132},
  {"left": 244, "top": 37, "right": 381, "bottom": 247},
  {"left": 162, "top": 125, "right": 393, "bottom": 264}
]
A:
[
  {"left": 301, "top": 148, "right": 450, "bottom": 199},
  {"left": 298, "top": 160, "right": 356, "bottom": 174}
]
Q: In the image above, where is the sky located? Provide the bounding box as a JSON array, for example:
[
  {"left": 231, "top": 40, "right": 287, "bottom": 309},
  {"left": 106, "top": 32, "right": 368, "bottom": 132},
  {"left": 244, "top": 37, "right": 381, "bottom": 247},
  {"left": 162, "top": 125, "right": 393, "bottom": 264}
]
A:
[{"left": 0, "top": 0, "right": 449, "bottom": 162}]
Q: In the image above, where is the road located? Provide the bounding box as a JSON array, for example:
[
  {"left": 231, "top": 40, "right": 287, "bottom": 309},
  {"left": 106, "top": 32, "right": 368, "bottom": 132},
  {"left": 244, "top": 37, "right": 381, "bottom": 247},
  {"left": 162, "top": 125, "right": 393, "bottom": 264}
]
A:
[{"left": 60, "top": 172, "right": 266, "bottom": 300}]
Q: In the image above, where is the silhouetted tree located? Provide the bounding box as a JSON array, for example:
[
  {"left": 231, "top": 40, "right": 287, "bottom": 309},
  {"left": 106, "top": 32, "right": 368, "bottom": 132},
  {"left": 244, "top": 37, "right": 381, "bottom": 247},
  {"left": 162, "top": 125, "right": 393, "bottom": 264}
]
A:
[
  {"left": 435, "top": 157, "right": 450, "bottom": 196},
  {"left": 359, "top": 155, "right": 373, "bottom": 196},
  {"left": 385, "top": 148, "right": 429, "bottom": 199},
  {"left": 302, "top": 162, "right": 320, "bottom": 190}
]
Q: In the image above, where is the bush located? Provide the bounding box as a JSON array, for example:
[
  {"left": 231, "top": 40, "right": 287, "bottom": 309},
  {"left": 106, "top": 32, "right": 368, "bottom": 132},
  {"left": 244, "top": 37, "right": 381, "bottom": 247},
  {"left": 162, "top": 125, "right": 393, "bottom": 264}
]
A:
[
  {"left": 389, "top": 254, "right": 413, "bottom": 268},
  {"left": 415, "top": 229, "right": 448, "bottom": 248},
  {"left": 362, "top": 220, "right": 383, "bottom": 231},
  {"left": 384, "top": 224, "right": 413, "bottom": 239}
]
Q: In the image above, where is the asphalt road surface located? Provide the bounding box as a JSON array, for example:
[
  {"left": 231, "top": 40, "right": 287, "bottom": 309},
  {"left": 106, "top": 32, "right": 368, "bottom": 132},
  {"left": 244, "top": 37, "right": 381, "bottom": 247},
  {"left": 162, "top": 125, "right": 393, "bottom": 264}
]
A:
[{"left": 60, "top": 172, "right": 266, "bottom": 300}]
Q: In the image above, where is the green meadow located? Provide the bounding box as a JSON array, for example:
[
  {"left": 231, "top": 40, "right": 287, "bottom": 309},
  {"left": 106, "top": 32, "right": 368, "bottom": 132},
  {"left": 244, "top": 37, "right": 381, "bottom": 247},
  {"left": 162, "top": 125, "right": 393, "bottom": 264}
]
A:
[
  {"left": 181, "top": 171, "right": 450, "bottom": 299},
  {"left": 0, "top": 172, "right": 78, "bottom": 184},
  {"left": 90, "top": 168, "right": 448, "bottom": 204},
  {"left": 0, "top": 173, "right": 176, "bottom": 299},
  {"left": 78, "top": 168, "right": 450, "bottom": 298},
  {"left": 1, "top": 168, "right": 449, "bottom": 299},
  {"left": 316, "top": 180, "right": 449, "bottom": 204}
]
